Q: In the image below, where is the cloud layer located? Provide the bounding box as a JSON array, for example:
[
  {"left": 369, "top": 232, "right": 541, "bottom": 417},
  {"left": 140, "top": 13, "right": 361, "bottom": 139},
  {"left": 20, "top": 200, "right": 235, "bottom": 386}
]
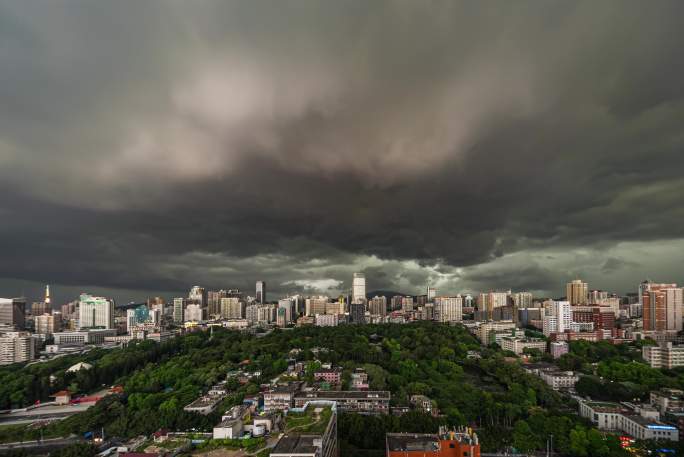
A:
[{"left": 1, "top": 1, "right": 684, "bottom": 304}]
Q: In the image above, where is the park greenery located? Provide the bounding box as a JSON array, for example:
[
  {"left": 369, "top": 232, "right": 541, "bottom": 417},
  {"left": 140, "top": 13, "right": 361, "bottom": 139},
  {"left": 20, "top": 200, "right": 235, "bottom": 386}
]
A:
[{"left": 0, "top": 323, "right": 677, "bottom": 456}]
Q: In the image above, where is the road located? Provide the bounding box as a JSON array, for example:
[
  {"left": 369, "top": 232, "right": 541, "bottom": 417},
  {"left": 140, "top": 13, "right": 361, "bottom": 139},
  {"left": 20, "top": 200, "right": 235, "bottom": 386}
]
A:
[
  {"left": 0, "top": 402, "right": 96, "bottom": 425},
  {"left": 0, "top": 436, "right": 81, "bottom": 453}
]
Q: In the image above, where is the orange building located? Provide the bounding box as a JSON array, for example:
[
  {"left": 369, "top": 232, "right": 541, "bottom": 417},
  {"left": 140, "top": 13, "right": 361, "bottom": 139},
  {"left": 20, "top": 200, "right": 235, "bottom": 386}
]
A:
[{"left": 386, "top": 427, "right": 480, "bottom": 457}]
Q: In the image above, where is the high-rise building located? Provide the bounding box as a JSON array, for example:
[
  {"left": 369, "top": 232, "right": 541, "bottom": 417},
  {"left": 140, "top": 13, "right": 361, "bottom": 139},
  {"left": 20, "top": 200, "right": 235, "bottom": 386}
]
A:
[
  {"left": 185, "top": 303, "right": 205, "bottom": 322},
  {"left": 427, "top": 287, "right": 437, "bottom": 301},
  {"left": 390, "top": 295, "right": 403, "bottom": 311},
  {"left": 0, "top": 298, "right": 26, "bottom": 330},
  {"left": 639, "top": 280, "right": 678, "bottom": 306},
  {"left": 589, "top": 290, "right": 608, "bottom": 304},
  {"left": 479, "top": 292, "right": 509, "bottom": 319},
  {"left": 566, "top": 280, "right": 588, "bottom": 305},
  {"left": 401, "top": 296, "right": 414, "bottom": 312},
  {"left": 44, "top": 284, "right": 51, "bottom": 306},
  {"left": 173, "top": 297, "right": 187, "bottom": 323},
  {"left": 0, "top": 332, "right": 37, "bottom": 365},
  {"left": 278, "top": 298, "right": 295, "bottom": 324},
  {"left": 512, "top": 292, "right": 533, "bottom": 309},
  {"left": 543, "top": 300, "right": 571, "bottom": 336},
  {"left": 35, "top": 313, "right": 60, "bottom": 335},
  {"left": 369, "top": 296, "right": 387, "bottom": 316},
  {"left": 78, "top": 294, "right": 114, "bottom": 330},
  {"left": 188, "top": 286, "right": 206, "bottom": 306},
  {"left": 352, "top": 273, "right": 366, "bottom": 305},
  {"left": 306, "top": 296, "right": 330, "bottom": 316},
  {"left": 643, "top": 288, "right": 683, "bottom": 332},
  {"left": 256, "top": 281, "right": 266, "bottom": 304},
  {"left": 220, "top": 297, "right": 245, "bottom": 319},
  {"left": 434, "top": 296, "right": 463, "bottom": 322},
  {"left": 349, "top": 302, "right": 366, "bottom": 324},
  {"left": 207, "top": 290, "right": 227, "bottom": 317}
]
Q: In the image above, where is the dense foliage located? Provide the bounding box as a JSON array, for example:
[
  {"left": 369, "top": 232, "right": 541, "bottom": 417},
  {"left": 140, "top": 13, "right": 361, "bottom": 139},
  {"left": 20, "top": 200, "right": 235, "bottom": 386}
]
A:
[{"left": 0, "top": 323, "right": 642, "bottom": 455}]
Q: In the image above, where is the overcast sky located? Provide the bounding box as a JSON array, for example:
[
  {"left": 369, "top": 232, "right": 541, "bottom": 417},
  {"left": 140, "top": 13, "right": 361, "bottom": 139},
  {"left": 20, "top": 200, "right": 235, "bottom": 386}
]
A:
[{"left": 1, "top": 1, "right": 684, "bottom": 305}]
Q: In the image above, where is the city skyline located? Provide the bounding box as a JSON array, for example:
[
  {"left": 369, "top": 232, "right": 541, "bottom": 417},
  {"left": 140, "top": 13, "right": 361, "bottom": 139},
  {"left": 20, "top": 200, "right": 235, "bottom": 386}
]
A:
[{"left": 2, "top": 2, "right": 684, "bottom": 307}]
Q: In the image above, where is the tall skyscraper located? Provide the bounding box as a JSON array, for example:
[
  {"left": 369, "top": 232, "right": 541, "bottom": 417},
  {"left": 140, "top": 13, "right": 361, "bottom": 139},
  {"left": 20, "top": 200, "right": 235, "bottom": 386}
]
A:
[
  {"left": 352, "top": 273, "right": 366, "bottom": 304},
  {"left": 256, "top": 281, "right": 266, "bottom": 304},
  {"left": 0, "top": 298, "right": 26, "bottom": 330},
  {"left": 78, "top": 293, "right": 114, "bottom": 329},
  {"left": 44, "top": 285, "right": 51, "bottom": 307},
  {"left": 566, "top": 279, "right": 588, "bottom": 305}
]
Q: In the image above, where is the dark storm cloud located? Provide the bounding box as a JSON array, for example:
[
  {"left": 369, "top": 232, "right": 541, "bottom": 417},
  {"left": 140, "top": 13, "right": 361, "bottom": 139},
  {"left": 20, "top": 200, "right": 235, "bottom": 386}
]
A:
[{"left": 1, "top": 1, "right": 684, "bottom": 303}]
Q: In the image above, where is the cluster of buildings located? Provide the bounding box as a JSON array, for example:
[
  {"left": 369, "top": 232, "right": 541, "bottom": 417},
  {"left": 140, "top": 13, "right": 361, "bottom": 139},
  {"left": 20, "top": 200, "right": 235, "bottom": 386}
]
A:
[{"left": 579, "top": 397, "right": 679, "bottom": 442}]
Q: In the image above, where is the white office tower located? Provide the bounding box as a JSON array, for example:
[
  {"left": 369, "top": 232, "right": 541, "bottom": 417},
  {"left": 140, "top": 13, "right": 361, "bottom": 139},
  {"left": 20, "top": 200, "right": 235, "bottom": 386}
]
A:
[
  {"left": 352, "top": 273, "right": 366, "bottom": 304},
  {"left": 173, "top": 298, "right": 187, "bottom": 323},
  {"left": 434, "top": 296, "right": 463, "bottom": 322},
  {"left": 542, "top": 300, "right": 571, "bottom": 336},
  {"left": 185, "top": 303, "right": 204, "bottom": 322},
  {"left": 78, "top": 293, "right": 114, "bottom": 329},
  {"left": 0, "top": 332, "right": 37, "bottom": 365},
  {"left": 554, "top": 300, "right": 571, "bottom": 333},
  {"left": 256, "top": 281, "right": 266, "bottom": 304}
]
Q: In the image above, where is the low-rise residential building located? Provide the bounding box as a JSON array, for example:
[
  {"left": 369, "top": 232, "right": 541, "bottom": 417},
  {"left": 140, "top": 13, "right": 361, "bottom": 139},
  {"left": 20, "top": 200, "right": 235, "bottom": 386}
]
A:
[
  {"left": 351, "top": 369, "right": 369, "bottom": 390},
  {"left": 579, "top": 400, "right": 625, "bottom": 431},
  {"left": 314, "top": 368, "right": 342, "bottom": 385},
  {"left": 294, "top": 390, "right": 390, "bottom": 415},
  {"left": 650, "top": 388, "right": 684, "bottom": 414},
  {"left": 264, "top": 383, "right": 302, "bottom": 412},
  {"left": 550, "top": 341, "right": 569, "bottom": 359},
  {"left": 500, "top": 337, "right": 547, "bottom": 355},
  {"left": 184, "top": 395, "right": 224, "bottom": 415},
  {"left": 619, "top": 414, "right": 679, "bottom": 441},
  {"left": 643, "top": 343, "right": 684, "bottom": 369},
  {"left": 315, "top": 314, "right": 338, "bottom": 327},
  {"left": 539, "top": 370, "right": 579, "bottom": 391},
  {"left": 270, "top": 401, "right": 338, "bottom": 457},
  {"left": 476, "top": 321, "right": 516, "bottom": 345}
]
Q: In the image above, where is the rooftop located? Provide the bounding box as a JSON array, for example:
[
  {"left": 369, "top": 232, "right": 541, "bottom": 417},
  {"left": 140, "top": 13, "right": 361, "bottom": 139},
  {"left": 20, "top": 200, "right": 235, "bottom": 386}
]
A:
[
  {"left": 271, "top": 435, "right": 319, "bottom": 454},
  {"left": 386, "top": 433, "right": 439, "bottom": 452},
  {"left": 295, "top": 390, "right": 390, "bottom": 400}
]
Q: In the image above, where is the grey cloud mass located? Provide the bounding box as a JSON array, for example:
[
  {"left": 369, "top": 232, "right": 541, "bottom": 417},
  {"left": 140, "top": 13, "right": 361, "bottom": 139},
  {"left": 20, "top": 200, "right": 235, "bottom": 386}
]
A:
[{"left": 1, "top": 1, "right": 684, "bottom": 304}]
